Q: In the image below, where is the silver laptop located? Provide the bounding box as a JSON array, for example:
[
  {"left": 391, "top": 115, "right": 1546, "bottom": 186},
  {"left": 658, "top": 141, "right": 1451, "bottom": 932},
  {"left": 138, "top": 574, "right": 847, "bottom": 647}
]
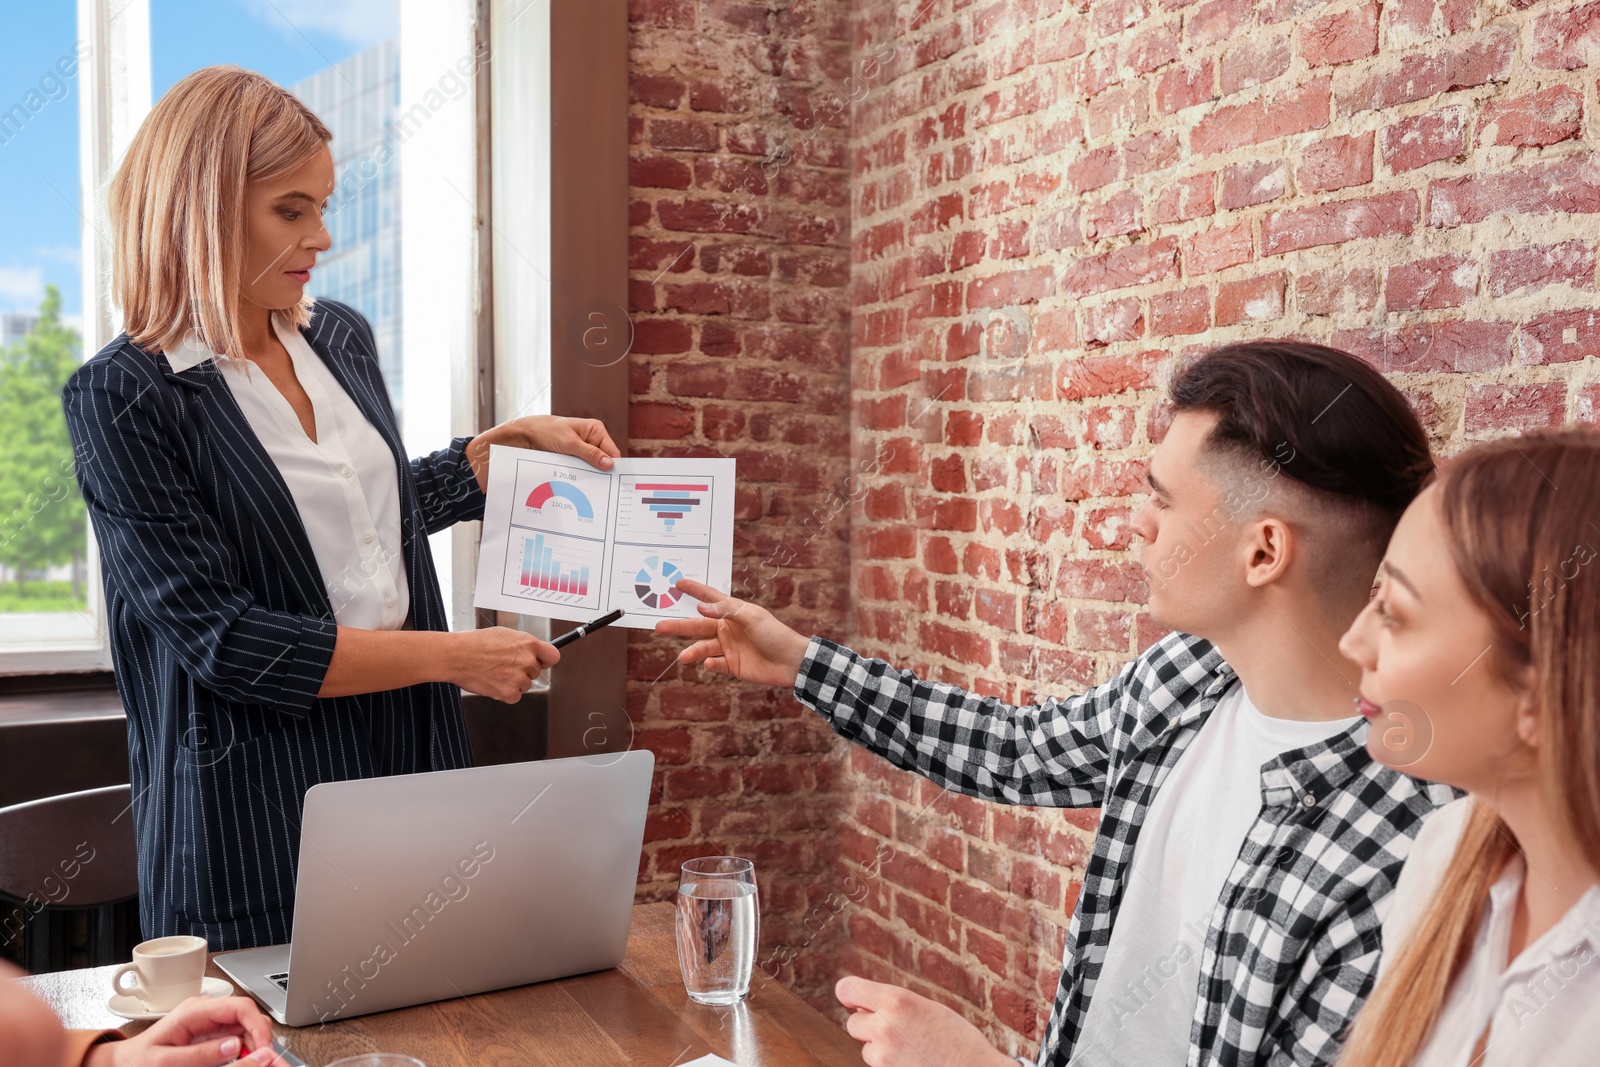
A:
[{"left": 215, "top": 751, "right": 654, "bottom": 1026}]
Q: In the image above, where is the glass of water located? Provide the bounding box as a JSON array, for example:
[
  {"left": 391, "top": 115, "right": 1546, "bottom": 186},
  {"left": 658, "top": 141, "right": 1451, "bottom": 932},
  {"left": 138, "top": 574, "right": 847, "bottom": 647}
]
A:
[{"left": 676, "top": 855, "right": 759, "bottom": 1005}]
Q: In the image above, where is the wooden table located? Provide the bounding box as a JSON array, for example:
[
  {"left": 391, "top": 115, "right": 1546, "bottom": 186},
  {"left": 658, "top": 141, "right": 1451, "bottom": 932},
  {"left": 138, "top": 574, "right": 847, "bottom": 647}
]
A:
[{"left": 21, "top": 903, "right": 863, "bottom": 1066}]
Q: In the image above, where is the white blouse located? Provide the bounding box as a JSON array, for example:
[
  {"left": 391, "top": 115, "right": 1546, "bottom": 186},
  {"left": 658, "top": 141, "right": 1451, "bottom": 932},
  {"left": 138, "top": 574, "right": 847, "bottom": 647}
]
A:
[
  {"left": 1378, "top": 797, "right": 1600, "bottom": 1067},
  {"left": 165, "top": 314, "right": 410, "bottom": 630}
]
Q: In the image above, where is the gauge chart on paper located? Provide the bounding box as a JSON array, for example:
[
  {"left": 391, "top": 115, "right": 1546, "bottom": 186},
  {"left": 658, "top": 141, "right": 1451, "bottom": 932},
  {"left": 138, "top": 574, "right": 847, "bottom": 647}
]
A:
[
  {"left": 610, "top": 544, "right": 709, "bottom": 620},
  {"left": 511, "top": 458, "right": 612, "bottom": 540},
  {"left": 615, "top": 475, "right": 714, "bottom": 545}
]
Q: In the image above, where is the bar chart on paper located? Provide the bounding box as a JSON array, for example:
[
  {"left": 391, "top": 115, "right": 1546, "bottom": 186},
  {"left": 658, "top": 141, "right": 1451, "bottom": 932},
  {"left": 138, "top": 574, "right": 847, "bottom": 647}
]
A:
[
  {"left": 475, "top": 446, "right": 735, "bottom": 628},
  {"left": 511, "top": 532, "right": 602, "bottom": 609}
]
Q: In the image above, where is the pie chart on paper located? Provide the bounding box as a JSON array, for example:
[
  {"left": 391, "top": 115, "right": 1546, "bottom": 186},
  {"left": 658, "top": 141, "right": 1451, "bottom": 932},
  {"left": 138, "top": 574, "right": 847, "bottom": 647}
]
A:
[{"left": 634, "top": 556, "right": 684, "bottom": 609}]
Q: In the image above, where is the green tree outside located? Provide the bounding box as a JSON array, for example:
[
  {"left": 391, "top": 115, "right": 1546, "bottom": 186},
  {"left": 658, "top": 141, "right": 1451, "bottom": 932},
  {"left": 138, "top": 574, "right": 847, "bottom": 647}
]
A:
[{"left": 0, "top": 284, "right": 87, "bottom": 612}]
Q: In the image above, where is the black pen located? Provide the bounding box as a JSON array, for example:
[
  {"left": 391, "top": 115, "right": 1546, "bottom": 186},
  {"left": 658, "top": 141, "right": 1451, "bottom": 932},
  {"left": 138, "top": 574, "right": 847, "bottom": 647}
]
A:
[{"left": 551, "top": 608, "right": 625, "bottom": 648}]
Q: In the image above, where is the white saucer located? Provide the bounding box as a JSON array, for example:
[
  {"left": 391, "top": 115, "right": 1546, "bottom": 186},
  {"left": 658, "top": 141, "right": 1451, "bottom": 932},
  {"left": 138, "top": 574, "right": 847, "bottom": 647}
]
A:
[{"left": 107, "top": 976, "right": 235, "bottom": 1020}]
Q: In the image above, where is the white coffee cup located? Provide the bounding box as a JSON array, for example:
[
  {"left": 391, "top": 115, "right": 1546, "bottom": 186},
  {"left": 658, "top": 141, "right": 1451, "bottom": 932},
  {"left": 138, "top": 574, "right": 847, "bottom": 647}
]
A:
[{"left": 110, "top": 935, "right": 208, "bottom": 1012}]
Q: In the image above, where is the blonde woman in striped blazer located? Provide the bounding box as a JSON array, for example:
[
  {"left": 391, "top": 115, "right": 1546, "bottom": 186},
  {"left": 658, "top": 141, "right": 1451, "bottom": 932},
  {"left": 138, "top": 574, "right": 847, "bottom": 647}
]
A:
[{"left": 61, "top": 66, "right": 619, "bottom": 951}]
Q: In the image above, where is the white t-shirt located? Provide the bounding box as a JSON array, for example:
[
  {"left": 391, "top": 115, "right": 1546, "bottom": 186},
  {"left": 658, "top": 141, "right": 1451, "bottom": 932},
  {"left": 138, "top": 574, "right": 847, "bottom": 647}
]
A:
[
  {"left": 1071, "top": 681, "right": 1360, "bottom": 1065},
  {"left": 165, "top": 314, "right": 410, "bottom": 630},
  {"left": 1378, "top": 797, "right": 1600, "bottom": 1067}
]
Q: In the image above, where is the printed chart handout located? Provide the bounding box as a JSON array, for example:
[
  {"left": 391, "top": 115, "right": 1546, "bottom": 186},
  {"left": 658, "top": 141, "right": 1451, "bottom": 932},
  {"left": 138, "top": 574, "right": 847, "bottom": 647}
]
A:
[{"left": 473, "top": 445, "right": 735, "bottom": 629}]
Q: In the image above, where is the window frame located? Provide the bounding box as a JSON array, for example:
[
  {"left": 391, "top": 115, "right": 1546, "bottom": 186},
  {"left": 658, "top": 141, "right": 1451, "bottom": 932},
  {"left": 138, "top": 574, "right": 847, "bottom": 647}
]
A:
[
  {"left": 469, "top": 0, "right": 629, "bottom": 746},
  {"left": 0, "top": 0, "right": 150, "bottom": 678},
  {"left": 1, "top": 0, "right": 629, "bottom": 720}
]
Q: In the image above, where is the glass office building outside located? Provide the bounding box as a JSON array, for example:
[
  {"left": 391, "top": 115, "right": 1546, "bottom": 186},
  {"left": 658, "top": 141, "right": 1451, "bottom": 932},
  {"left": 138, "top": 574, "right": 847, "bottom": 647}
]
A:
[
  {"left": 2, "top": 313, "right": 41, "bottom": 352},
  {"left": 293, "top": 39, "right": 405, "bottom": 428}
]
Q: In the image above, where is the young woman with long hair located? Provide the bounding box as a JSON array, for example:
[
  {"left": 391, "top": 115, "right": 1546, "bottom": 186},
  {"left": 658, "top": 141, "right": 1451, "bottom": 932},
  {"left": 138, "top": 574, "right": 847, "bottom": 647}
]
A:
[{"left": 1338, "top": 427, "right": 1600, "bottom": 1066}]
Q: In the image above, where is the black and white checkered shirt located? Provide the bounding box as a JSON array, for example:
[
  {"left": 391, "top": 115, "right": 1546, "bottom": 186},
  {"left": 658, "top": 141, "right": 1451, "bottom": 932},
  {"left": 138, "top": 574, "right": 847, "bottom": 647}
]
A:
[{"left": 793, "top": 630, "right": 1457, "bottom": 1066}]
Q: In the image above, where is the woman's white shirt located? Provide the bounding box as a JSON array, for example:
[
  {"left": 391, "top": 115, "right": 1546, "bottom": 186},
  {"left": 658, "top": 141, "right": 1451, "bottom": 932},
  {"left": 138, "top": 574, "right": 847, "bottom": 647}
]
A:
[
  {"left": 1378, "top": 797, "right": 1600, "bottom": 1067},
  {"left": 164, "top": 314, "right": 409, "bottom": 630}
]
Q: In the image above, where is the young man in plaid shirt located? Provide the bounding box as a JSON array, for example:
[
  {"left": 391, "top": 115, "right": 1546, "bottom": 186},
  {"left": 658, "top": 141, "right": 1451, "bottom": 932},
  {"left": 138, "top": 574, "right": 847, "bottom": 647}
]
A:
[{"left": 660, "top": 341, "right": 1457, "bottom": 1067}]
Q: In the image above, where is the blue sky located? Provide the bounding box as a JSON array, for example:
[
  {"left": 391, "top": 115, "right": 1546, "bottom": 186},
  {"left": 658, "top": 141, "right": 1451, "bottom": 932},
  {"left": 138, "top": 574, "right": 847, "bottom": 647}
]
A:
[{"left": 0, "top": 0, "right": 396, "bottom": 322}]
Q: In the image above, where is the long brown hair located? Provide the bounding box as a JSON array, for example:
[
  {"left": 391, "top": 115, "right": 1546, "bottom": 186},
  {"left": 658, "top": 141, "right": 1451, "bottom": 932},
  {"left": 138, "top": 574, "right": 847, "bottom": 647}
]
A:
[
  {"left": 1338, "top": 427, "right": 1600, "bottom": 1066},
  {"left": 108, "top": 65, "right": 330, "bottom": 359}
]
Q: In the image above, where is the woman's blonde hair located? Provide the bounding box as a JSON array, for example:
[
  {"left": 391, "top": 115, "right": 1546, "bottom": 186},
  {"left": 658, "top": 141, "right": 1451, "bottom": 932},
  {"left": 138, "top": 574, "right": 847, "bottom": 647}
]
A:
[
  {"left": 1338, "top": 427, "right": 1600, "bottom": 1067},
  {"left": 109, "top": 65, "right": 331, "bottom": 359}
]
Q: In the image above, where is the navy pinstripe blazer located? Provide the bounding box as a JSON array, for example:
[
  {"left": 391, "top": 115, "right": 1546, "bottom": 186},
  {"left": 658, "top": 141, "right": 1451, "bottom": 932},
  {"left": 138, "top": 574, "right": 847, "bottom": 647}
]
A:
[{"left": 62, "top": 299, "right": 482, "bottom": 951}]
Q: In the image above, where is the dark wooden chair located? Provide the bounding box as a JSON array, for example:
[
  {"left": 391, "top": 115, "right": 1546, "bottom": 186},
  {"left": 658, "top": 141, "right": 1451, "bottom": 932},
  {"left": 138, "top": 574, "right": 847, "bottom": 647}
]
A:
[{"left": 0, "top": 784, "right": 140, "bottom": 972}]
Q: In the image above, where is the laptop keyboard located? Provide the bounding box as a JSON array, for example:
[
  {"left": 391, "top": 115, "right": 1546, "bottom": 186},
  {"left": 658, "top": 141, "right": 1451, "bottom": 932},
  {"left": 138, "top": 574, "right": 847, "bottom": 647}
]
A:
[{"left": 267, "top": 971, "right": 290, "bottom": 992}]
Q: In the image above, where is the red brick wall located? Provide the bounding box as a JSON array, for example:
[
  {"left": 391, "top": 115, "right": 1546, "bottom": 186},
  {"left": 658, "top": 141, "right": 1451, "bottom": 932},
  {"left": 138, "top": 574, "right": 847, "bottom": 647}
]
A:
[
  {"left": 838, "top": 0, "right": 1600, "bottom": 1056},
  {"left": 623, "top": 0, "right": 860, "bottom": 1004},
  {"left": 630, "top": 0, "right": 1600, "bottom": 1053}
]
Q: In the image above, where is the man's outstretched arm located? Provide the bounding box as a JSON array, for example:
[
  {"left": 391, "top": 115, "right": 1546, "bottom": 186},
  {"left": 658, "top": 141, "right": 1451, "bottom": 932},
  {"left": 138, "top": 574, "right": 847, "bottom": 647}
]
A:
[{"left": 658, "top": 579, "right": 1138, "bottom": 807}]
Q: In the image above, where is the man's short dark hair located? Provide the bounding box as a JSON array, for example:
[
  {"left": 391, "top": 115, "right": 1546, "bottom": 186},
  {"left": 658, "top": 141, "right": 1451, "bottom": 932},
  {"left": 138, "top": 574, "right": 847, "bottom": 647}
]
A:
[{"left": 1169, "top": 340, "right": 1435, "bottom": 532}]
